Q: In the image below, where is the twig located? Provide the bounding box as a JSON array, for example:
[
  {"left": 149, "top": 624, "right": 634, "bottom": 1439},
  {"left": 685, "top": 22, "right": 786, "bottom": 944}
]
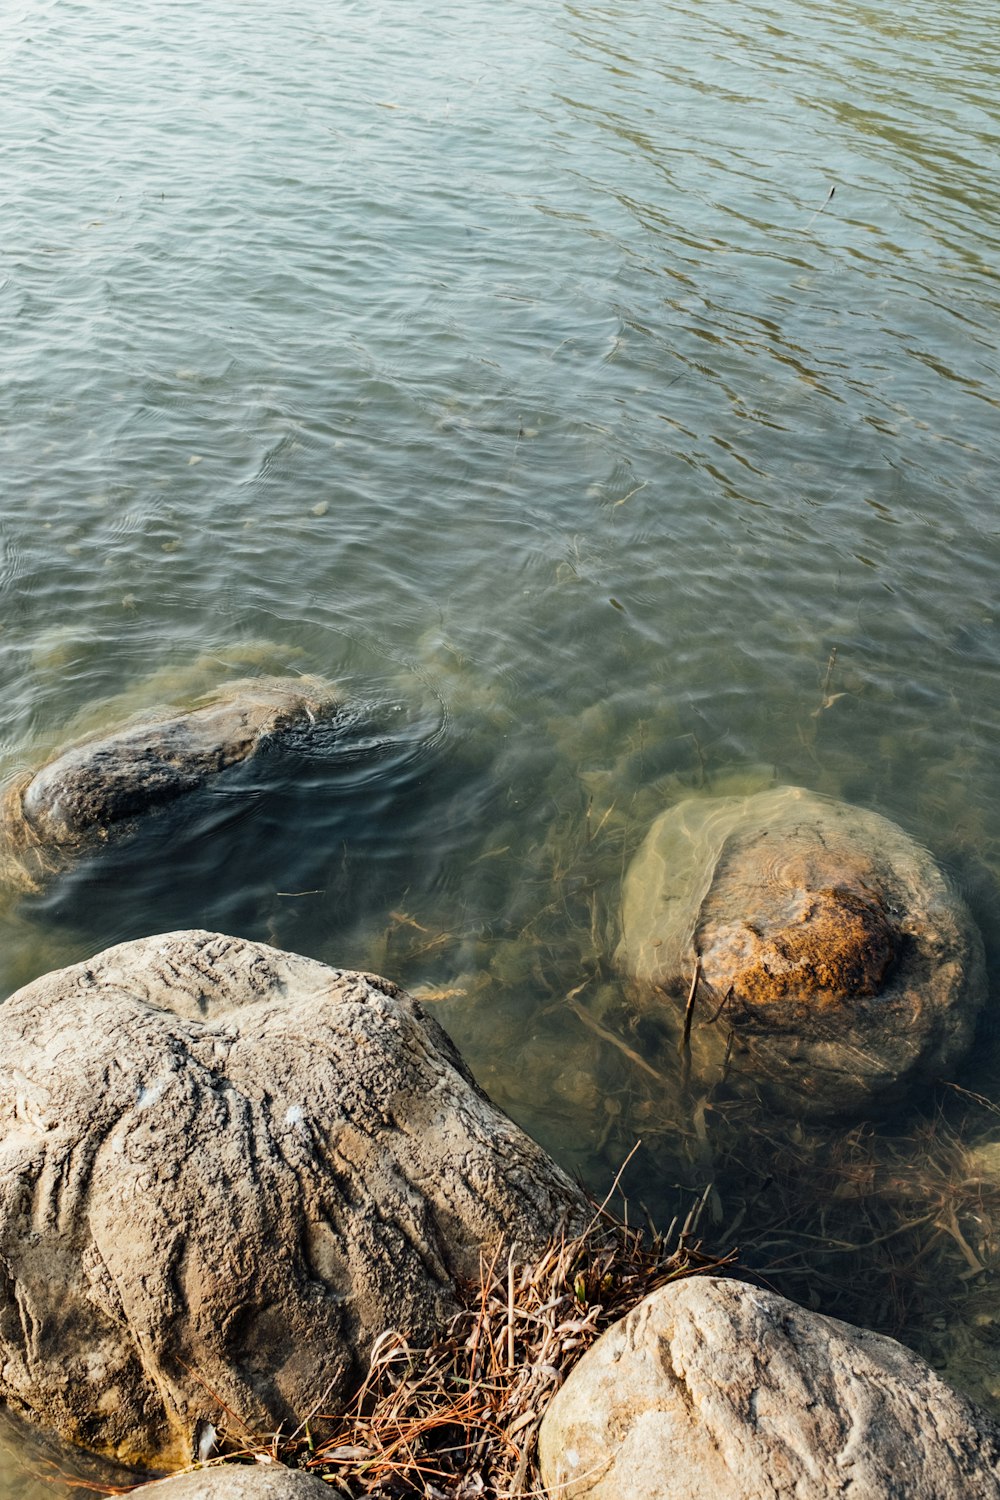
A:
[
  {"left": 705, "top": 983, "right": 735, "bottom": 1025},
  {"left": 821, "top": 645, "right": 838, "bottom": 698},
  {"left": 565, "top": 995, "right": 668, "bottom": 1085},
  {"left": 804, "top": 185, "right": 836, "bottom": 229},
  {"left": 582, "top": 1141, "right": 643, "bottom": 1240},
  {"left": 679, "top": 958, "right": 702, "bottom": 1060}
]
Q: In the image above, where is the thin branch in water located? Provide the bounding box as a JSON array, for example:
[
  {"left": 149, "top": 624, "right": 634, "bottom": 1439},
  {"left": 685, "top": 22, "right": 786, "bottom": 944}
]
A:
[
  {"left": 804, "top": 185, "right": 836, "bottom": 229},
  {"left": 679, "top": 958, "right": 703, "bottom": 1094},
  {"left": 565, "top": 994, "right": 668, "bottom": 1086},
  {"left": 583, "top": 1140, "right": 644, "bottom": 1239},
  {"left": 679, "top": 958, "right": 703, "bottom": 1060}
]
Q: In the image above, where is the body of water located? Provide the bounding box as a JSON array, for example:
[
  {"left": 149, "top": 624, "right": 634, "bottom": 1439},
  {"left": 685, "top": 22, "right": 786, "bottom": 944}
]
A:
[{"left": 3, "top": 0, "right": 1000, "bottom": 1486}]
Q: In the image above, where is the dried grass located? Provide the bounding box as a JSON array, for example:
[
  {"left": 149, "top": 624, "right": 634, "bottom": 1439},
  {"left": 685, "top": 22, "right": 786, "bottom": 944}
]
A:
[{"left": 194, "top": 1183, "right": 736, "bottom": 1498}]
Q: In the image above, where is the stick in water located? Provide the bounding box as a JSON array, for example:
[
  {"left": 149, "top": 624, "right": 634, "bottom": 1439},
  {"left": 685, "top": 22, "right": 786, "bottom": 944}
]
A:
[
  {"left": 805, "top": 185, "right": 836, "bottom": 230},
  {"left": 679, "top": 957, "right": 703, "bottom": 1059}
]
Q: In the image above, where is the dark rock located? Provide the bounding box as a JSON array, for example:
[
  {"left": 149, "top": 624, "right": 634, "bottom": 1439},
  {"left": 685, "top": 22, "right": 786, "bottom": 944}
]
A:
[{"left": 2, "top": 677, "right": 342, "bottom": 886}]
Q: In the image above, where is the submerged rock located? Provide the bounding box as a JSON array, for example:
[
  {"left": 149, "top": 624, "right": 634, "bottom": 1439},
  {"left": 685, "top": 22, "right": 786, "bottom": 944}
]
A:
[
  {"left": 0, "top": 931, "right": 586, "bottom": 1470},
  {"left": 538, "top": 1276, "right": 1000, "bottom": 1500},
  {"left": 618, "top": 786, "right": 985, "bottom": 1118},
  {"left": 1, "top": 676, "right": 342, "bottom": 888}
]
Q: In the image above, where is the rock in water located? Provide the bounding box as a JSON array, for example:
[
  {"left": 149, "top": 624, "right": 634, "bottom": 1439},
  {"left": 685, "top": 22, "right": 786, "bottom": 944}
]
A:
[
  {"left": 0, "top": 932, "right": 586, "bottom": 1470},
  {"left": 617, "top": 786, "right": 985, "bottom": 1117},
  {"left": 538, "top": 1276, "right": 1000, "bottom": 1500},
  {"left": 2, "top": 676, "right": 342, "bottom": 887}
]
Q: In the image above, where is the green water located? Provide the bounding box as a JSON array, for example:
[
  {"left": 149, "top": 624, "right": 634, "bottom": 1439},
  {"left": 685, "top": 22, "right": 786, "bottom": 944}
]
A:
[{"left": 3, "top": 0, "right": 1000, "bottom": 1483}]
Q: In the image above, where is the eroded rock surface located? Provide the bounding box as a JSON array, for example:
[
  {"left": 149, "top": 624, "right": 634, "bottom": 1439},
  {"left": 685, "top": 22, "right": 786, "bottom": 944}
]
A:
[
  {"left": 538, "top": 1276, "right": 1000, "bottom": 1500},
  {"left": 133, "top": 1467, "right": 332, "bottom": 1500},
  {"left": 618, "top": 786, "right": 985, "bottom": 1117},
  {"left": 1, "top": 676, "right": 342, "bottom": 887},
  {"left": 0, "top": 932, "right": 586, "bottom": 1471}
]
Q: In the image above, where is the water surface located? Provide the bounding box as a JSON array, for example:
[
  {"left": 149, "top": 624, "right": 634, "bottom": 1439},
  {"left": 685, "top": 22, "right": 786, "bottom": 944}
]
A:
[{"left": 3, "top": 0, "right": 1000, "bottom": 1484}]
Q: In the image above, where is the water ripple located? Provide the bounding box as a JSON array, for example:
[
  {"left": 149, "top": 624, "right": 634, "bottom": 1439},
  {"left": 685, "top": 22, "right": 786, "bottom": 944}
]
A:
[{"left": 0, "top": 0, "right": 999, "bottom": 1453}]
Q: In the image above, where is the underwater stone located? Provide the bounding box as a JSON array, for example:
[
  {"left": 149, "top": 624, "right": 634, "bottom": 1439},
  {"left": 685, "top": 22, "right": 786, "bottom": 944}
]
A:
[
  {"left": 617, "top": 786, "right": 986, "bottom": 1118},
  {"left": 538, "top": 1276, "right": 1000, "bottom": 1500},
  {"left": 1, "top": 676, "right": 341, "bottom": 887},
  {"left": 0, "top": 931, "right": 586, "bottom": 1470}
]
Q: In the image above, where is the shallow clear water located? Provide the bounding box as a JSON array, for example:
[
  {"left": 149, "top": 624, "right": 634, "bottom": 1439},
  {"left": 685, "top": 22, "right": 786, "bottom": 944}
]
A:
[{"left": 3, "top": 0, "right": 1000, "bottom": 1483}]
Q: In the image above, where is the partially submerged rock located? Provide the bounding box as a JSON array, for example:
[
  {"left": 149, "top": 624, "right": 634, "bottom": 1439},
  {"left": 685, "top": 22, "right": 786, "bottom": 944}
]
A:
[
  {"left": 538, "top": 1276, "right": 1000, "bottom": 1499},
  {"left": 618, "top": 786, "right": 985, "bottom": 1117},
  {"left": 1, "top": 676, "right": 342, "bottom": 888},
  {"left": 0, "top": 932, "right": 586, "bottom": 1471}
]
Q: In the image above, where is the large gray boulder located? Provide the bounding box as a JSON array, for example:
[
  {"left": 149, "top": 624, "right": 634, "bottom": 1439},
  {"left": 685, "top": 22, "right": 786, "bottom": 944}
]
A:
[
  {"left": 538, "top": 1276, "right": 1000, "bottom": 1500},
  {"left": 0, "top": 932, "right": 586, "bottom": 1472},
  {"left": 1, "top": 676, "right": 342, "bottom": 888},
  {"left": 617, "top": 786, "right": 985, "bottom": 1118}
]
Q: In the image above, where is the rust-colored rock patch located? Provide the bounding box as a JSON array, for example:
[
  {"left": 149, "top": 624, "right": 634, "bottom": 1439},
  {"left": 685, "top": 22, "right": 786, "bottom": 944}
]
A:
[
  {"left": 703, "top": 885, "right": 898, "bottom": 1010},
  {"left": 617, "top": 786, "right": 985, "bottom": 1118}
]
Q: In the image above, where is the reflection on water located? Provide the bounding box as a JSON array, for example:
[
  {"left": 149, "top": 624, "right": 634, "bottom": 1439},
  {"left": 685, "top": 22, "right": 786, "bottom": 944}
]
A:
[{"left": 2, "top": 0, "right": 1000, "bottom": 1483}]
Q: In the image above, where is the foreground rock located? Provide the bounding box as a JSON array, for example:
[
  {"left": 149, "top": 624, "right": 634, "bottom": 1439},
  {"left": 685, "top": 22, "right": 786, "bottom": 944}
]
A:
[
  {"left": 134, "top": 1467, "right": 331, "bottom": 1500},
  {"left": 1, "top": 676, "right": 342, "bottom": 888},
  {"left": 0, "top": 932, "right": 586, "bottom": 1471},
  {"left": 618, "top": 786, "right": 985, "bottom": 1117},
  {"left": 538, "top": 1276, "right": 1000, "bottom": 1500}
]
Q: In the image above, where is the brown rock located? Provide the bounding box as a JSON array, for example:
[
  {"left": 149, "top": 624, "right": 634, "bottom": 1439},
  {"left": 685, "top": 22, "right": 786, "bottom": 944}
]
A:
[
  {"left": 0, "top": 932, "right": 586, "bottom": 1471},
  {"left": 617, "top": 786, "right": 985, "bottom": 1117},
  {"left": 538, "top": 1276, "right": 1000, "bottom": 1500}
]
